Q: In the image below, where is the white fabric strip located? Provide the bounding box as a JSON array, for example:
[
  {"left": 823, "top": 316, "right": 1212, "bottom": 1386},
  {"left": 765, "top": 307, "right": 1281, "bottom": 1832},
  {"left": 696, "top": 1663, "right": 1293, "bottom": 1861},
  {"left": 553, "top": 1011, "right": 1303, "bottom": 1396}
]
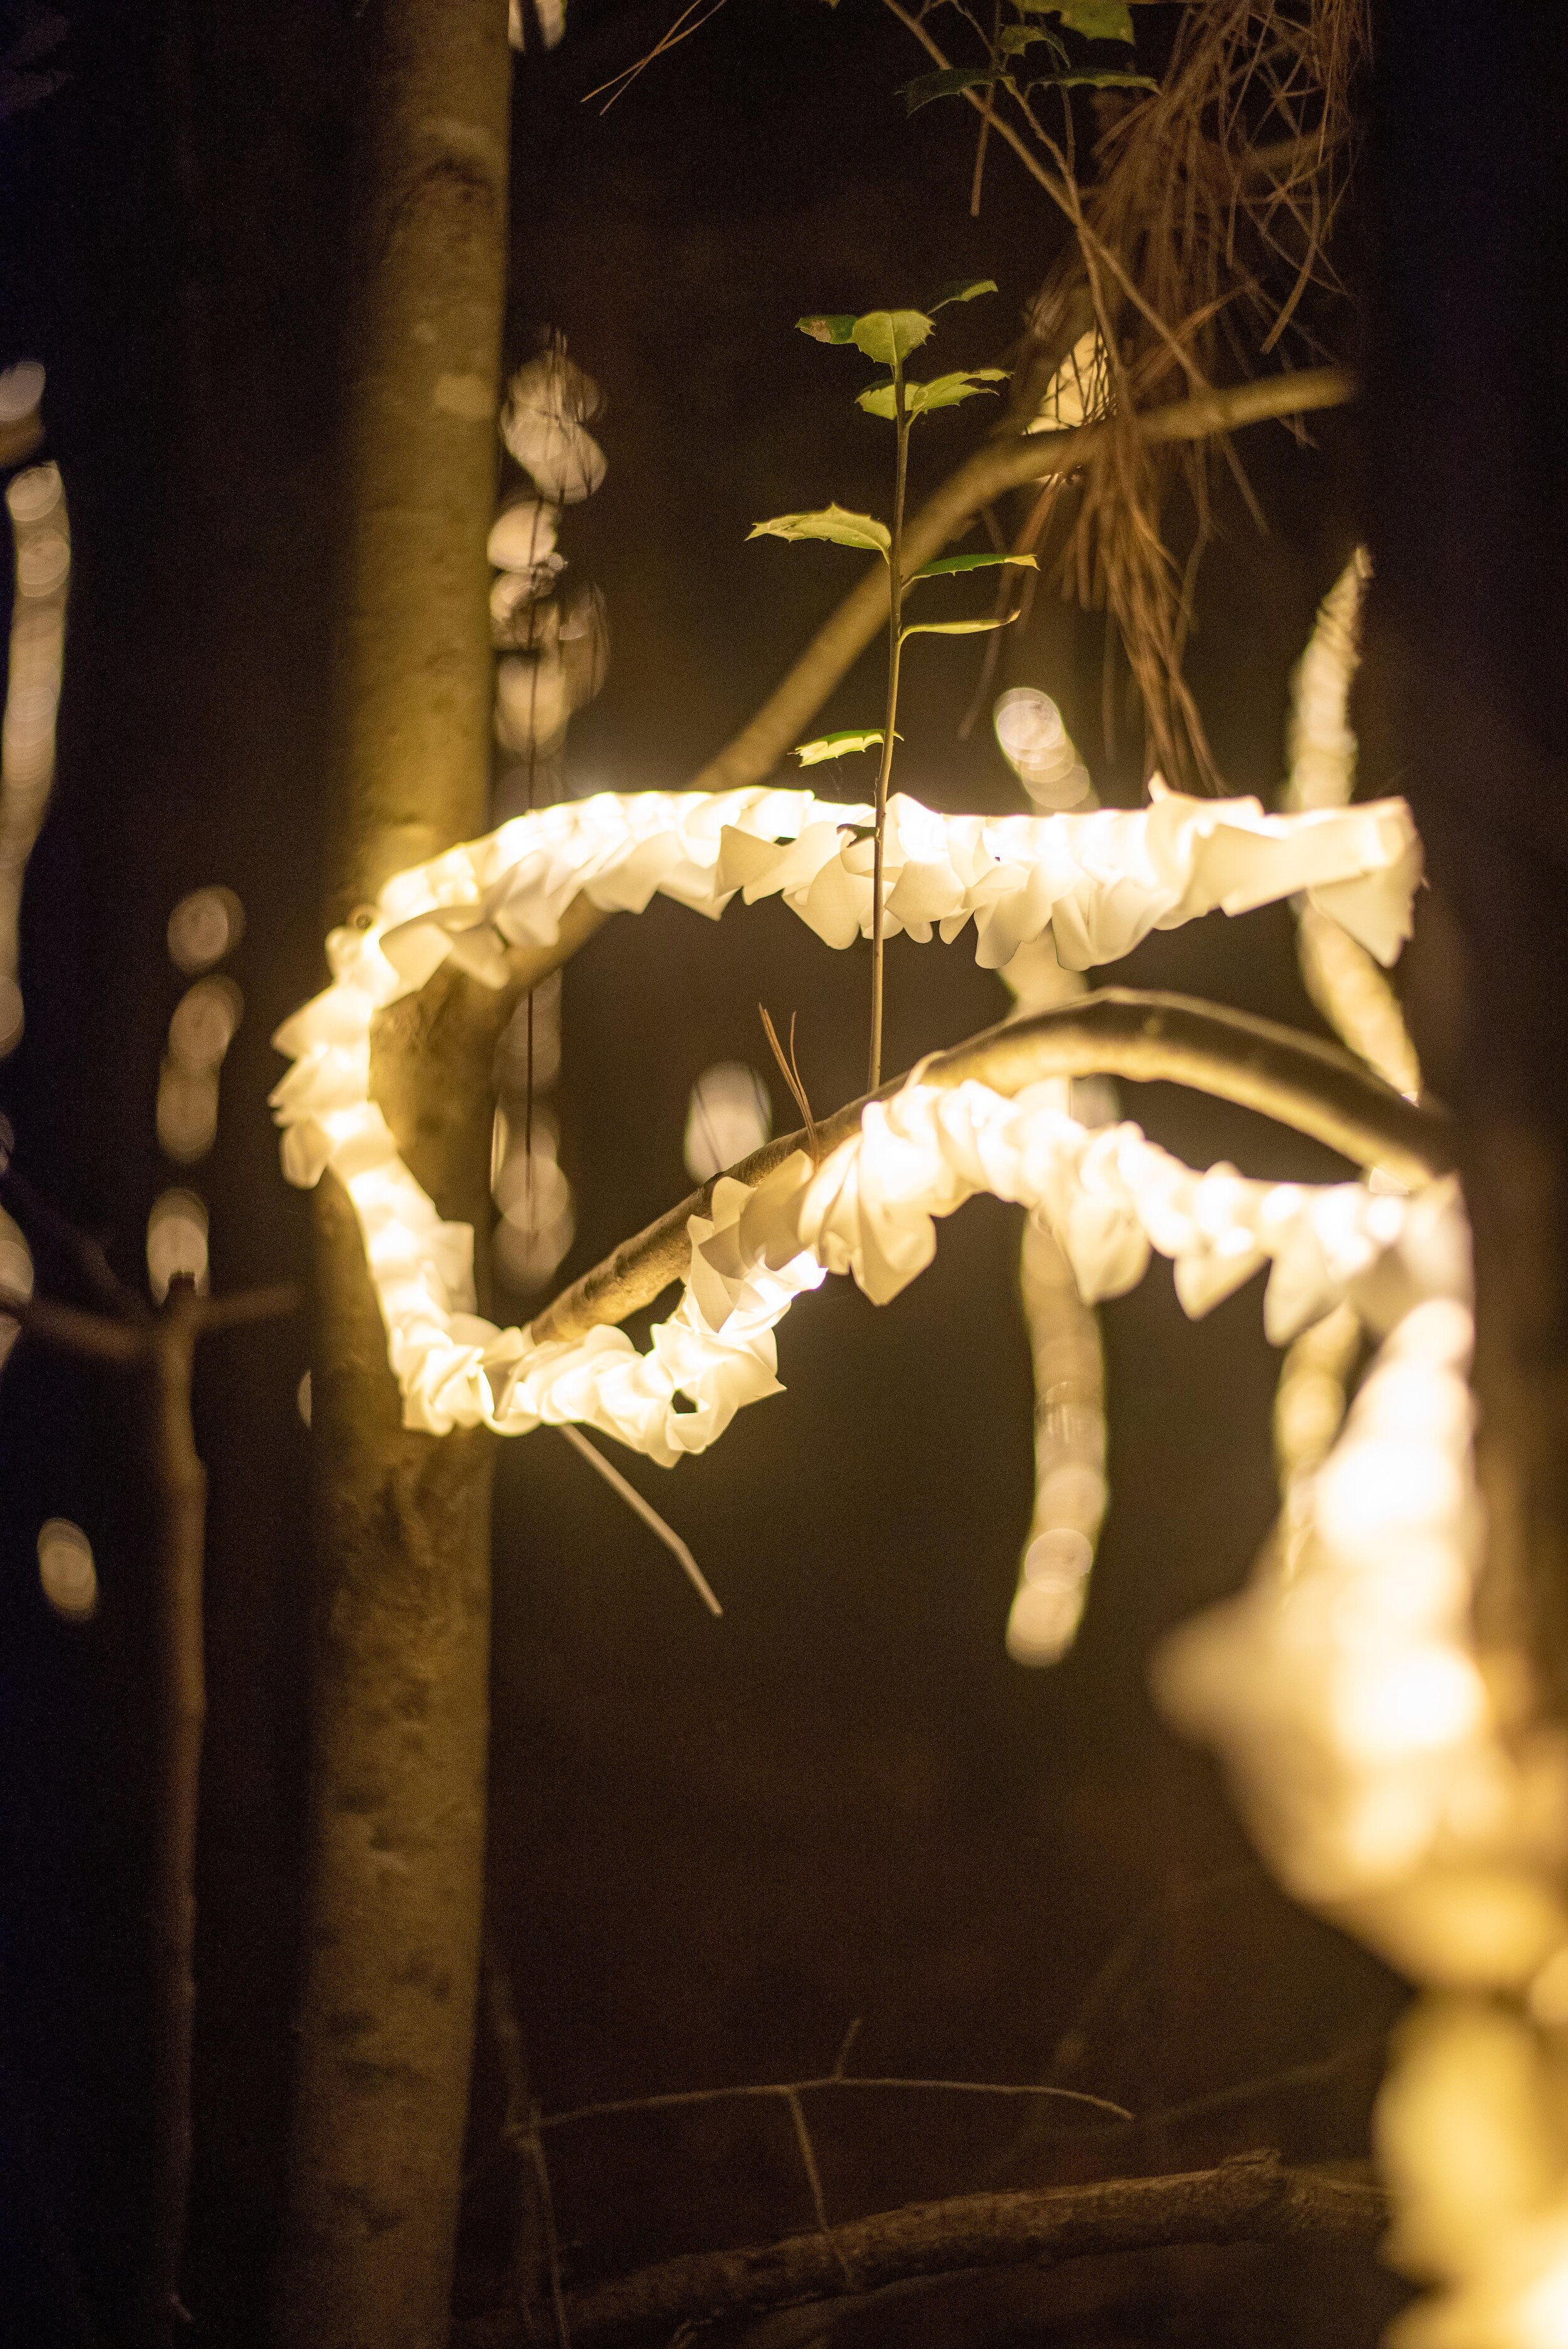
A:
[{"left": 270, "top": 780, "right": 1421, "bottom": 1438}]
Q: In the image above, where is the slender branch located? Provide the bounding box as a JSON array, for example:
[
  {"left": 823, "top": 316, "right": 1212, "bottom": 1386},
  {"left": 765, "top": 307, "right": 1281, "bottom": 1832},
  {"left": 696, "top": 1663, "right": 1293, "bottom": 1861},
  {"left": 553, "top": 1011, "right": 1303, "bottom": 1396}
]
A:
[
  {"left": 0, "top": 1288, "right": 148, "bottom": 1364},
  {"left": 1, "top": 1165, "right": 144, "bottom": 1318},
  {"left": 142, "top": 1290, "right": 207, "bottom": 2349},
  {"left": 561, "top": 2151, "right": 1387, "bottom": 2348},
  {"left": 525, "top": 989, "right": 1454, "bottom": 1350},
  {"left": 689, "top": 368, "right": 1352, "bottom": 800},
  {"left": 539, "top": 2074, "right": 1131, "bottom": 2134},
  {"left": 194, "top": 1281, "right": 302, "bottom": 1335}
]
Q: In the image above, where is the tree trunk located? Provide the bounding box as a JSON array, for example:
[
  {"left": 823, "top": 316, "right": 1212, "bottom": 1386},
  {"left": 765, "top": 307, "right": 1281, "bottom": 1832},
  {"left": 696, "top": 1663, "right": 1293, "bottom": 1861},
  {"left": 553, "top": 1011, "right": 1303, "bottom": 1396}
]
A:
[
  {"left": 1363, "top": 5, "right": 1568, "bottom": 1701},
  {"left": 275, "top": 6, "right": 512, "bottom": 2345}
]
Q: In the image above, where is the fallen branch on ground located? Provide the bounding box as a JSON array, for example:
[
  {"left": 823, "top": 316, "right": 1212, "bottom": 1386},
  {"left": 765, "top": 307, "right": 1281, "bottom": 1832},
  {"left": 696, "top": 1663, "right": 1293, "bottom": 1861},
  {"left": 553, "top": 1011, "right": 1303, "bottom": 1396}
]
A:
[{"left": 562, "top": 2150, "right": 1387, "bottom": 2347}]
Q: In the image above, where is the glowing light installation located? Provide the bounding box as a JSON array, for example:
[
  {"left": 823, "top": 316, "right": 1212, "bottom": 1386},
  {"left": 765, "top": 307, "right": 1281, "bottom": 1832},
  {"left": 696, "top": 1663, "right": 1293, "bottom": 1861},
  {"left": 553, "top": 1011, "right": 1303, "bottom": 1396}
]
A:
[{"left": 272, "top": 780, "right": 1418, "bottom": 1443}]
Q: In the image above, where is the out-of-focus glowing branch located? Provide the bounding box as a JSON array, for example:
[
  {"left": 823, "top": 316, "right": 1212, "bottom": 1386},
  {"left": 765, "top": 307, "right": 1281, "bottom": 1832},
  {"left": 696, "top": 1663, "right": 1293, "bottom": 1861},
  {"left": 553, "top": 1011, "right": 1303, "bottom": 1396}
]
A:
[{"left": 1285, "top": 550, "right": 1422, "bottom": 1100}]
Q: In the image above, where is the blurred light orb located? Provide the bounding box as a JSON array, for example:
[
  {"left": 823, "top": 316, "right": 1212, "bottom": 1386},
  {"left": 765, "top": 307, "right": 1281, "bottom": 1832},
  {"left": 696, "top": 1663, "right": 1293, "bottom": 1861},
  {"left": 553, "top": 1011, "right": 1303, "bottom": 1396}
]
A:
[
  {"left": 0, "top": 1203, "right": 34, "bottom": 1302},
  {"left": 167, "top": 886, "right": 245, "bottom": 974},
  {"left": 993, "top": 687, "right": 1093, "bottom": 809},
  {"left": 16, "top": 529, "right": 68, "bottom": 596},
  {"left": 147, "top": 1188, "right": 209, "bottom": 1301},
  {"left": 487, "top": 497, "right": 559, "bottom": 571},
  {"left": 38, "top": 1518, "right": 97, "bottom": 1621},
  {"left": 1007, "top": 1574, "right": 1089, "bottom": 1667},
  {"left": 6, "top": 461, "right": 61, "bottom": 527},
  {"left": 684, "top": 1063, "right": 771, "bottom": 1183},
  {"left": 156, "top": 1061, "right": 220, "bottom": 1164},
  {"left": 0, "top": 1110, "right": 14, "bottom": 1172},
  {"left": 0, "top": 360, "right": 45, "bottom": 424},
  {"left": 297, "top": 1371, "right": 312, "bottom": 1428},
  {"left": 168, "top": 974, "right": 243, "bottom": 1071}
]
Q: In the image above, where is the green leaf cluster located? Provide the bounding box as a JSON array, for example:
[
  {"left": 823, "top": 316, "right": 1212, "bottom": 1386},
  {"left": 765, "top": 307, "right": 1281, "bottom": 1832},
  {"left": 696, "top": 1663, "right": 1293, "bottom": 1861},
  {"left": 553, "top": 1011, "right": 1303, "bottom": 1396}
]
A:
[{"left": 901, "top": 0, "right": 1153, "bottom": 115}]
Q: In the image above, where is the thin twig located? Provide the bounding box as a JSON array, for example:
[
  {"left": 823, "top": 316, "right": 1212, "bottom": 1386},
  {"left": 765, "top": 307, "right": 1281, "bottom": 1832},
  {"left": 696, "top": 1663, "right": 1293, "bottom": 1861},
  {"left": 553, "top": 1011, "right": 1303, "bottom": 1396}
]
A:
[
  {"left": 583, "top": 0, "right": 729, "bottom": 112},
  {"left": 0, "top": 1287, "right": 147, "bottom": 1363},
  {"left": 760, "top": 1006, "right": 818, "bottom": 1164},
  {"left": 525, "top": 2120, "right": 574, "bottom": 2349},
  {"left": 194, "top": 1281, "right": 302, "bottom": 1335},
  {"left": 1, "top": 1165, "right": 142, "bottom": 1317},
  {"left": 554, "top": 1422, "right": 722, "bottom": 1616},
  {"left": 539, "top": 2074, "right": 1132, "bottom": 2134}
]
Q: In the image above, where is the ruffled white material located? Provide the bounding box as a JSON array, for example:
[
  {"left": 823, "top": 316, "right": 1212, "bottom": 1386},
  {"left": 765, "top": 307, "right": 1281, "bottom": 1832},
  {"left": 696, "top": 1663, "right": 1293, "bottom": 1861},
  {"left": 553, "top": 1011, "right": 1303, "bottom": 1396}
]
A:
[
  {"left": 272, "top": 782, "right": 1421, "bottom": 1423},
  {"left": 282, "top": 1046, "right": 1438, "bottom": 1465}
]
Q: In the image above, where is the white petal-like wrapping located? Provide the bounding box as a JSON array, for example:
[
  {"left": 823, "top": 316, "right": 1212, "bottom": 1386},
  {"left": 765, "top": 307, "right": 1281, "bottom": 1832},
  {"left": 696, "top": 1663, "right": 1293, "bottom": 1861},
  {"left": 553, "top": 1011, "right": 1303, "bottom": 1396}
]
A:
[{"left": 271, "top": 782, "right": 1421, "bottom": 1430}]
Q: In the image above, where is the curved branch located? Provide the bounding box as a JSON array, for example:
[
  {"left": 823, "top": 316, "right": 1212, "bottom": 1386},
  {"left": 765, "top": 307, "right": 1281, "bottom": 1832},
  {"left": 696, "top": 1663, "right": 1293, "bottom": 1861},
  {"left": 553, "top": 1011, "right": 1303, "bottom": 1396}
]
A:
[
  {"left": 563, "top": 2151, "right": 1387, "bottom": 2348},
  {"left": 526, "top": 989, "right": 1454, "bottom": 1349},
  {"left": 690, "top": 369, "right": 1353, "bottom": 799}
]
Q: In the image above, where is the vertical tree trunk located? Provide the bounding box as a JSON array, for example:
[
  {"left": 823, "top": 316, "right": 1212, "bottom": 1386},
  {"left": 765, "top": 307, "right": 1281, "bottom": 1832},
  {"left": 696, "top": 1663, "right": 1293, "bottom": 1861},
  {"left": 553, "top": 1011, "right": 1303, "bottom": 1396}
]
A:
[
  {"left": 1364, "top": 7, "right": 1568, "bottom": 1690},
  {"left": 275, "top": 6, "right": 512, "bottom": 2344}
]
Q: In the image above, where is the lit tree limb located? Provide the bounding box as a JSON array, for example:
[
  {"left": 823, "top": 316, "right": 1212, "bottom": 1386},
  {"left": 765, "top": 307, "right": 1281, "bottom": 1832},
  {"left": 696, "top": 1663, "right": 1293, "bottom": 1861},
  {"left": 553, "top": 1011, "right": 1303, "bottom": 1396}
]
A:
[
  {"left": 526, "top": 988, "right": 1453, "bottom": 1350},
  {"left": 690, "top": 368, "right": 1353, "bottom": 799},
  {"left": 562, "top": 2151, "right": 1387, "bottom": 2348}
]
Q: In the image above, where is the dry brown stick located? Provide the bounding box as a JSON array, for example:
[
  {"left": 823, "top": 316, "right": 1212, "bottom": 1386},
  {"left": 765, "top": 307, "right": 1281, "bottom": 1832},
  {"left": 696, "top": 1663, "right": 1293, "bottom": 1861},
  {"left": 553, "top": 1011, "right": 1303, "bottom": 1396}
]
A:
[
  {"left": 0, "top": 1267, "right": 299, "bottom": 2345},
  {"left": 561, "top": 2151, "right": 1387, "bottom": 2348},
  {"left": 689, "top": 367, "right": 1351, "bottom": 798},
  {"left": 526, "top": 987, "right": 1453, "bottom": 1351}
]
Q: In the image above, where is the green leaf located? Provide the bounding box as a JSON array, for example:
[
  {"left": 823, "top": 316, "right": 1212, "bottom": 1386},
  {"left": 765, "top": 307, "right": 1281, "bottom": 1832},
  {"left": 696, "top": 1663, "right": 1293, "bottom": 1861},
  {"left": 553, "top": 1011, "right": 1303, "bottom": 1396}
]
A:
[
  {"left": 857, "top": 368, "right": 1007, "bottom": 420},
  {"left": 792, "top": 728, "right": 898, "bottom": 766},
  {"left": 1019, "top": 0, "right": 1135, "bottom": 36},
  {"left": 900, "top": 612, "right": 1021, "bottom": 642},
  {"left": 999, "top": 23, "right": 1066, "bottom": 57},
  {"left": 797, "top": 314, "right": 859, "bottom": 344},
  {"left": 928, "top": 277, "right": 999, "bottom": 312},
  {"left": 1029, "top": 66, "right": 1157, "bottom": 90},
  {"left": 902, "top": 65, "right": 1014, "bottom": 114},
  {"left": 748, "top": 504, "right": 891, "bottom": 557},
  {"left": 908, "top": 551, "right": 1039, "bottom": 581},
  {"left": 850, "top": 309, "right": 935, "bottom": 366},
  {"left": 1051, "top": 0, "right": 1135, "bottom": 39}
]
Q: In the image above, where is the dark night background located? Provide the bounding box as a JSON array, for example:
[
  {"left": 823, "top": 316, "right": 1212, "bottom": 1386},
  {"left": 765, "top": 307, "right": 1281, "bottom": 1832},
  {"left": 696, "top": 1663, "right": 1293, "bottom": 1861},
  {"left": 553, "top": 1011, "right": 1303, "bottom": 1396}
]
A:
[{"left": 3, "top": 3, "right": 1559, "bottom": 2342}]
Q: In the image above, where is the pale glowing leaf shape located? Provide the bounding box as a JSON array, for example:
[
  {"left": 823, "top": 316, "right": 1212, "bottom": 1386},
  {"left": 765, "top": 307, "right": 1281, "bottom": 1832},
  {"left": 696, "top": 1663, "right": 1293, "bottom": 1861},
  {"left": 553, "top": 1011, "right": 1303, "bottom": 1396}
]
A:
[
  {"left": 167, "top": 886, "right": 244, "bottom": 974},
  {"left": 146, "top": 1188, "right": 209, "bottom": 1302},
  {"left": 487, "top": 497, "right": 559, "bottom": 572},
  {"left": 684, "top": 1063, "right": 771, "bottom": 1184},
  {"left": 38, "top": 1519, "right": 96, "bottom": 1621},
  {"left": 994, "top": 687, "right": 1093, "bottom": 810}
]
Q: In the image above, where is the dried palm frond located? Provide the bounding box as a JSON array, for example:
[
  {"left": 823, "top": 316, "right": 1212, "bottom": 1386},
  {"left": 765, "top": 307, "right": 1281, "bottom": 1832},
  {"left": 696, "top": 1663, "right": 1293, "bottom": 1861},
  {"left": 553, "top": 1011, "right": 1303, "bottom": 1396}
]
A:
[{"left": 891, "top": 0, "right": 1369, "bottom": 789}]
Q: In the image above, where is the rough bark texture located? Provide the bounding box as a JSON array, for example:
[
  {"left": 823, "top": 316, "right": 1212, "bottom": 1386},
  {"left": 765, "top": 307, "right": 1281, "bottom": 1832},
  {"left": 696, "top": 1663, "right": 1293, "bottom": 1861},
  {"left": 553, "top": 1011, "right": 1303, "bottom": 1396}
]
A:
[
  {"left": 1364, "top": 9, "right": 1568, "bottom": 1699},
  {"left": 275, "top": 5, "right": 513, "bottom": 2345},
  {"left": 564, "top": 2153, "right": 1387, "bottom": 2347}
]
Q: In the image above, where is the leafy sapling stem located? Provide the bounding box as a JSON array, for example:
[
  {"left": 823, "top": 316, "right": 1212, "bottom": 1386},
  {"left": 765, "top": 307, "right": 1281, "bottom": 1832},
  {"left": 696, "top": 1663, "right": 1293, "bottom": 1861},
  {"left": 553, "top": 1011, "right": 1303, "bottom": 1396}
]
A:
[
  {"left": 870, "top": 349, "right": 910, "bottom": 1092},
  {"left": 751, "top": 281, "right": 1031, "bottom": 1096}
]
